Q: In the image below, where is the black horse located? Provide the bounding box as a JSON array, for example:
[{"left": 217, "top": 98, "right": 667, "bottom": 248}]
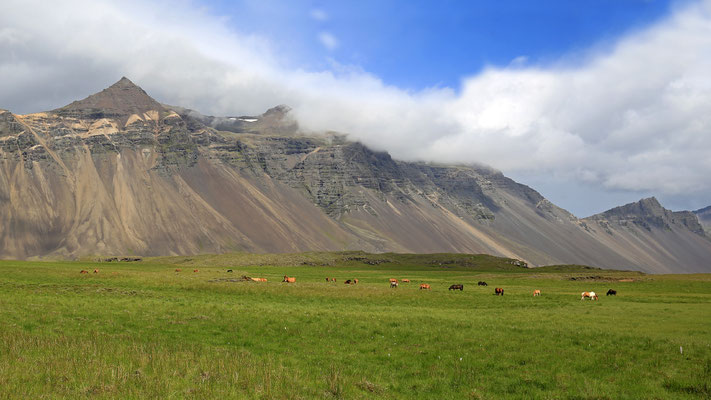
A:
[
  {"left": 477, "top": 281, "right": 488, "bottom": 286},
  {"left": 606, "top": 289, "right": 617, "bottom": 296},
  {"left": 449, "top": 284, "right": 464, "bottom": 291}
]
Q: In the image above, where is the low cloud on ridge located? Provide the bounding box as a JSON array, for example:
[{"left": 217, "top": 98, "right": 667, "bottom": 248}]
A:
[{"left": 1, "top": 0, "right": 710, "bottom": 213}]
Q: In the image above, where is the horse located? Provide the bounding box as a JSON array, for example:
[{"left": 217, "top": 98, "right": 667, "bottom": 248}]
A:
[
  {"left": 344, "top": 279, "right": 353, "bottom": 285},
  {"left": 449, "top": 284, "right": 463, "bottom": 291},
  {"left": 581, "top": 291, "right": 598, "bottom": 300},
  {"left": 175, "top": 269, "right": 182, "bottom": 273},
  {"left": 93, "top": 269, "right": 99, "bottom": 274},
  {"left": 478, "top": 281, "right": 488, "bottom": 286},
  {"left": 533, "top": 289, "right": 541, "bottom": 297},
  {"left": 606, "top": 289, "right": 617, "bottom": 296},
  {"left": 419, "top": 284, "right": 431, "bottom": 290},
  {"left": 401, "top": 279, "right": 410, "bottom": 283},
  {"left": 193, "top": 269, "right": 199, "bottom": 273},
  {"left": 353, "top": 278, "right": 358, "bottom": 284},
  {"left": 227, "top": 269, "right": 233, "bottom": 273},
  {"left": 80, "top": 270, "right": 89, "bottom": 274},
  {"left": 390, "top": 281, "right": 398, "bottom": 288},
  {"left": 283, "top": 275, "right": 296, "bottom": 283},
  {"left": 495, "top": 288, "right": 504, "bottom": 296}
]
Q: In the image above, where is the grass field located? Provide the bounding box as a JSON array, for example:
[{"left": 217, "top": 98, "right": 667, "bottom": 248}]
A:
[{"left": 0, "top": 252, "right": 709, "bottom": 399}]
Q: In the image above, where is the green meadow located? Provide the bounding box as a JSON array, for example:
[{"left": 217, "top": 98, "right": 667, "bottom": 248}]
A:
[{"left": 0, "top": 252, "right": 709, "bottom": 399}]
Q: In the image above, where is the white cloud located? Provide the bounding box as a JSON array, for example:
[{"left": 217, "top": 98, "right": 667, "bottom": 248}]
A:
[
  {"left": 317, "top": 31, "right": 339, "bottom": 50},
  {"left": 1, "top": 0, "right": 710, "bottom": 213}
]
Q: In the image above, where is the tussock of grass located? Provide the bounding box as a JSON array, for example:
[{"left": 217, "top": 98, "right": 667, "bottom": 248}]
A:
[{"left": 0, "top": 253, "right": 709, "bottom": 398}]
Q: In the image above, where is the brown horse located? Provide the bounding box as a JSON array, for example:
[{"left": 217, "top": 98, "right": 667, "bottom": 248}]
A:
[
  {"left": 353, "top": 278, "right": 358, "bottom": 284},
  {"left": 193, "top": 269, "right": 199, "bottom": 273},
  {"left": 80, "top": 270, "right": 89, "bottom": 274},
  {"left": 533, "top": 289, "right": 541, "bottom": 297},
  {"left": 283, "top": 275, "right": 296, "bottom": 283},
  {"left": 495, "top": 288, "right": 504, "bottom": 296},
  {"left": 175, "top": 269, "right": 182, "bottom": 273},
  {"left": 401, "top": 279, "right": 410, "bottom": 283},
  {"left": 93, "top": 269, "right": 99, "bottom": 274},
  {"left": 344, "top": 279, "right": 353, "bottom": 285},
  {"left": 449, "top": 284, "right": 463, "bottom": 291},
  {"left": 420, "top": 284, "right": 431, "bottom": 290}
]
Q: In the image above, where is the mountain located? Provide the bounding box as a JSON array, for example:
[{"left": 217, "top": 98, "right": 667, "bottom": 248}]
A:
[{"left": 1, "top": 78, "right": 709, "bottom": 273}]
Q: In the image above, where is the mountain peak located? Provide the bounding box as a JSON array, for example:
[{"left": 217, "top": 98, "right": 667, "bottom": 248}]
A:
[
  {"left": 593, "top": 197, "right": 665, "bottom": 221},
  {"left": 54, "top": 77, "right": 165, "bottom": 120},
  {"left": 588, "top": 197, "right": 705, "bottom": 236}
]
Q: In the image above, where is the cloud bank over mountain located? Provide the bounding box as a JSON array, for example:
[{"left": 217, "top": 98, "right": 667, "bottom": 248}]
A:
[{"left": 1, "top": 0, "right": 710, "bottom": 214}]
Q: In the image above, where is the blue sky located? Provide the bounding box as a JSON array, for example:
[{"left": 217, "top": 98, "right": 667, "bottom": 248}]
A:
[
  {"left": 1, "top": 0, "right": 710, "bottom": 217},
  {"left": 208, "top": 0, "right": 678, "bottom": 90}
]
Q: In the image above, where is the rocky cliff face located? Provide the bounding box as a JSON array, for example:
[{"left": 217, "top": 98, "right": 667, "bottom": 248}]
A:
[
  {"left": 1, "top": 78, "right": 710, "bottom": 273},
  {"left": 694, "top": 206, "right": 711, "bottom": 236}
]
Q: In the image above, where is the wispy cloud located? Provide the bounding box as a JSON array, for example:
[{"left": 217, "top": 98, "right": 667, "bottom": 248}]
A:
[
  {"left": 317, "top": 31, "right": 339, "bottom": 50},
  {"left": 1, "top": 0, "right": 710, "bottom": 213},
  {"left": 309, "top": 8, "right": 328, "bottom": 21}
]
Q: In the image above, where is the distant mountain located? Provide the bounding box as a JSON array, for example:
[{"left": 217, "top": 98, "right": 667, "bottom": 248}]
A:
[{"left": 1, "top": 78, "right": 709, "bottom": 273}]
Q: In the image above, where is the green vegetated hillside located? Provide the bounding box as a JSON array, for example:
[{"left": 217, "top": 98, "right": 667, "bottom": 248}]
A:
[{"left": 0, "top": 252, "right": 709, "bottom": 399}]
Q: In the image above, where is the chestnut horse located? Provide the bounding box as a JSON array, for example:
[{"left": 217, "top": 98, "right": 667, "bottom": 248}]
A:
[{"left": 283, "top": 275, "right": 296, "bottom": 283}]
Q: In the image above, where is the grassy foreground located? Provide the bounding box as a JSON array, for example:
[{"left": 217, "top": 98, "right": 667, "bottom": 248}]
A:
[{"left": 0, "top": 252, "right": 709, "bottom": 399}]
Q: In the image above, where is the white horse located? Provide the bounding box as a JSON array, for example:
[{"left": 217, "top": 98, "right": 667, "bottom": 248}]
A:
[{"left": 581, "top": 291, "right": 598, "bottom": 300}]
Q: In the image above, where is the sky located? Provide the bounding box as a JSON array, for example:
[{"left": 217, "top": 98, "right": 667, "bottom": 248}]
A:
[{"left": 1, "top": 0, "right": 710, "bottom": 217}]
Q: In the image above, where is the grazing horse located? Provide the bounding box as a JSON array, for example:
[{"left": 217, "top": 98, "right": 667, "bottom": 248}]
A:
[
  {"left": 533, "top": 290, "right": 541, "bottom": 297},
  {"left": 227, "top": 269, "right": 233, "bottom": 273},
  {"left": 193, "top": 269, "right": 199, "bottom": 272},
  {"left": 401, "top": 279, "right": 410, "bottom": 283},
  {"left": 93, "top": 269, "right": 99, "bottom": 274},
  {"left": 325, "top": 277, "right": 331, "bottom": 282},
  {"left": 581, "top": 291, "right": 598, "bottom": 300},
  {"left": 449, "top": 284, "right": 464, "bottom": 291},
  {"left": 282, "top": 275, "right": 296, "bottom": 283},
  {"left": 494, "top": 288, "right": 504, "bottom": 296},
  {"left": 344, "top": 279, "right": 353, "bottom": 285},
  {"left": 175, "top": 269, "right": 182, "bottom": 273},
  {"left": 419, "top": 284, "right": 431, "bottom": 290},
  {"left": 478, "top": 281, "right": 488, "bottom": 286},
  {"left": 390, "top": 281, "right": 398, "bottom": 288},
  {"left": 353, "top": 278, "right": 358, "bottom": 284},
  {"left": 606, "top": 289, "right": 617, "bottom": 296},
  {"left": 80, "top": 270, "right": 89, "bottom": 274}
]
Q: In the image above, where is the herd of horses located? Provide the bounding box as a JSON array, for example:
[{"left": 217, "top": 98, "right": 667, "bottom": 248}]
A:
[{"left": 78, "top": 269, "right": 620, "bottom": 298}]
